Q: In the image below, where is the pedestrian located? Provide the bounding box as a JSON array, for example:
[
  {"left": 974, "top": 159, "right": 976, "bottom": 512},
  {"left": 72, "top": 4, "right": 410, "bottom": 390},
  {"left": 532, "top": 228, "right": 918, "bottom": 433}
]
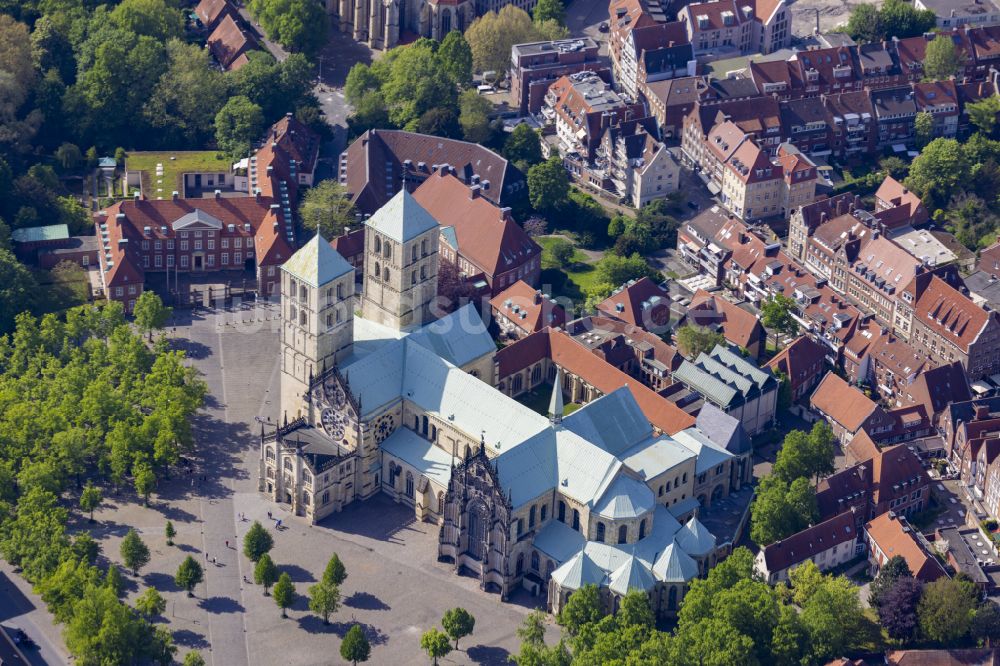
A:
[
  {"left": 212, "top": 556, "right": 216, "bottom": 565},
  {"left": 205, "top": 552, "right": 209, "bottom": 560},
  {"left": 267, "top": 511, "right": 272, "bottom": 519},
  {"left": 225, "top": 540, "right": 229, "bottom": 548}
]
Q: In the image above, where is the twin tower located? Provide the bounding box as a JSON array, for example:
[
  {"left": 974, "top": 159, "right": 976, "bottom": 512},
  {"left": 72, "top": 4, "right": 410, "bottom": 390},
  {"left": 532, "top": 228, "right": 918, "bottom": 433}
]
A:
[{"left": 277, "top": 190, "right": 441, "bottom": 419}]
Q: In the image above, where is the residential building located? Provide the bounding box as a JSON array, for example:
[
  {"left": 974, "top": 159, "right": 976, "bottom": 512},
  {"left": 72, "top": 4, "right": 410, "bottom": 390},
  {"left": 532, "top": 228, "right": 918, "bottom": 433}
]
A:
[
  {"left": 810, "top": 372, "right": 893, "bottom": 442},
  {"left": 778, "top": 95, "right": 831, "bottom": 157},
  {"left": 37, "top": 236, "right": 100, "bottom": 270},
  {"left": 682, "top": 289, "right": 766, "bottom": 359},
  {"left": 868, "top": 334, "right": 931, "bottom": 404},
  {"left": 818, "top": 443, "right": 931, "bottom": 523},
  {"left": 623, "top": 136, "right": 682, "bottom": 207},
  {"left": 765, "top": 335, "right": 828, "bottom": 402},
  {"left": 965, "top": 271, "right": 1000, "bottom": 311},
  {"left": 670, "top": 343, "right": 778, "bottom": 435},
  {"left": 681, "top": 97, "right": 783, "bottom": 169},
  {"left": 490, "top": 280, "right": 565, "bottom": 340},
  {"left": 615, "top": 20, "right": 693, "bottom": 99},
  {"left": 977, "top": 239, "right": 1000, "bottom": 273},
  {"left": 895, "top": 361, "right": 971, "bottom": 420},
  {"left": 871, "top": 87, "right": 918, "bottom": 148},
  {"left": 824, "top": 90, "right": 877, "bottom": 157},
  {"left": 207, "top": 13, "right": 258, "bottom": 71},
  {"left": 754, "top": 510, "right": 859, "bottom": 584},
  {"left": 942, "top": 396, "right": 1000, "bottom": 464},
  {"left": 510, "top": 38, "right": 606, "bottom": 115},
  {"left": 340, "top": 129, "right": 524, "bottom": 215},
  {"left": 642, "top": 76, "right": 707, "bottom": 139},
  {"left": 915, "top": 0, "right": 1000, "bottom": 29},
  {"left": 543, "top": 73, "right": 646, "bottom": 159},
  {"left": 597, "top": 277, "right": 672, "bottom": 331},
  {"left": 864, "top": 512, "right": 947, "bottom": 582},
  {"left": 896, "top": 273, "right": 1000, "bottom": 380},
  {"left": 676, "top": 205, "right": 734, "bottom": 286},
  {"left": 912, "top": 79, "right": 961, "bottom": 138},
  {"left": 608, "top": 0, "right": 669, "bottom": 94},
  {"left": 849, "top": 235, "right": 923, "bottom": 328},
  {"left": 677, "top": 0, "right": 790, "bottom": 61},
  {"left": 895, "top": 30, "right": 978, "bottom": 82},
  {"left": 194, "top": 0, "right": 238, "bottom": 31},
  {"left": 411, "top": 171, "right": 541, "bottom": 296}
]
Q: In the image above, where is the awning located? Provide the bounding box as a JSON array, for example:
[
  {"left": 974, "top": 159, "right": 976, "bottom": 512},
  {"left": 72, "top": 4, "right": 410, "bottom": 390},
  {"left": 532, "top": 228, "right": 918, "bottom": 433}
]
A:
[
  {"left": 892, "top": 143, "right": 907, "bottom": 153},
  {"left": 972, "top": 381, "right": 993, "bottom": 395},
  {"left": 706, "top": 181, "right": 721, "bottom": 195}
]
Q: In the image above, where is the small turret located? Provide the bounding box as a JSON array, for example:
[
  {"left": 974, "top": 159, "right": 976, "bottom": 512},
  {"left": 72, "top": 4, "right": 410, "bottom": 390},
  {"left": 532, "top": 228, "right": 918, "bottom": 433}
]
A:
[{"left": 549, "top": 368, "right": 565, "bottom": 425}]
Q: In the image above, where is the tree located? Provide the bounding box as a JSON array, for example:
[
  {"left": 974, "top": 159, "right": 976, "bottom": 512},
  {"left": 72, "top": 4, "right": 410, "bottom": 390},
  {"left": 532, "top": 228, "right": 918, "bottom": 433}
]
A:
[
  {"left": 248, "top": 0, "right": 327, "bottom": 55},
  {"left": 120, "top": 529, "right": 150, "bottom": 576},
  {"left": 243, "top": 521, "right": 274, "bottom": 562},
  {"left": 557, "top": 584, "right": 601, "bottom": 635},
  {"left": 0, "top": 248, "right": 37, "bottom": 334},
  {"left": 254, "top": 553, "right": 278, "bottom": 594},
  {"left": 421, "top": 627, "right": 452, "bottom": 665},
  {"left": 971, "top": 602, "right": 1000, "bottom": 647},
  {"left": 878, "top": 577, "right": 923, "bottom": 641},
  {"left": 106, "top": 564, "right": 125, "bottom": 598},
  {"left": 417, "top": 107, "right": 461, "bottom": 139},
  {"left": 110, "top": 0, "right": 185, "bottom": 41},
  {"left": 915, "top": 111, "right": 935, "bottom": 148},
  {"left": 505, "top": 124, "right": 543, "bottom": 172},
  {"left": 918, "top": 577, "right": 978, "bottom": 645},
  {"left": 467, "top": 6, "right": 544, "bottom": 75},
  {"left": 80, "top": 481, "right": 102, "bottom": 523},
  {"left": 619, "top": 590, "right": 655, "bottom": 628},
  {"left": 442, "top": 607, "right": 475, "bottom": 649},
  {"left": 759, "top": 294, "right": 798, "bottom": 346},
  {"left": 340, "top": 624, "right": 371, "bottom": 664},
  {"left": 64, "top": 583, "right": 161, "bottom": 666},
  {"left": 133, "top": 291, "right": 172, "bottom": 341},
  {"left": 175, "top": 555, "right": 204, "bottom": 597},
  {"left": 771, "top": 604, "right": 810, "bottom": 666},
  {"left": 868, "top": 555, "right": 912, "bottom": 609},
  {"left": 307, "top": 580, "right": 340, "bottom": 624},
  {"left": 969, "top": 96, "right": 1000, "bottom": 137},
  {"left": 382, "top": 40, "right": 459, "bottom": 128},
  {"left": 144, "top": 40, "right": 227, "bottom": 146},
  {"left": 787, "top": 560, "right": 825, "bottom": 606},
  {"left": 273, "top": 572, "right": 295, "bottom": 617},
  {"left": 323, "top": 553, "right": 347, "bottom": 586},
  {"left": 533, "top": 0, "right": 564, "bottom": 25},
  {"left": 215, "top": 96, "right": 265, "bottom": 160},
  {"left": 594, "top": 253, "right": 657, "bottom": 287},
  {"left": 800, "top": 575, "right": 864, "bottom": 662},
  {"left": 300, "top": 181, "right": 357, "bottom": 239},
  {"left": 750, "top": 475, "right": 817, "bottom": 545},
  {"left": 666, "top": 616, "right": 757, "bottom": 666},
  {"left": 517, "top": 609, "right": 548, "bottom": 648},
  {"left": 545, "top": 238, "right": 576, "bottom": 267},
  {"left": 184, "top": 652, "right": 206, "bottom": 666},
  {"left": 528, "top": 157, "right": 570, "bottom": 214},
  {"left": 55, "top": 143, "right": 83, "bottom": 172},
  {"left": 133, "top": 461, "right": 156, "bottom": 505},
  {"left": 675, "top": 325, "right": 725, "bottom": 360},
  {"left": 846, "top": 4, "right": 883, "bottom": 43},
  {"left": 459, "top": 89, "right": 494, "bottom": 143},
  {"left": 438, "top": 31, "right": 473, "bottom": 88},
  {"left": 924, "top": 35, "right": 962, "bottom": 81},
  {"left": 165, "top": 521, "right": 176, "bottom": 546},
  {"left": 135, "top": 587, "right": 167, "bottom": 617}
]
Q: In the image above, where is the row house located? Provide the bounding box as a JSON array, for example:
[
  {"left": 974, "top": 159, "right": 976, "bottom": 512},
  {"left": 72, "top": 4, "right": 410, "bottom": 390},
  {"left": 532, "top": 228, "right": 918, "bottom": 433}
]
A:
[
  {"left": 681, "top": 97, "right": 783, "bottom": 169},
  {"left": 865, "top": 512, "right": 946, "bottom": 583},
  {"left": 675, "top": 205, "right": 734, "bottom": 286},
  {"left": 616, "top": 21, "right": 694, "bottom": 100},
  {"left": 608, "top": 0, "right": 670, "bottom": 96},
  {"left": 896, "top": 272, "right": 1000, "bottom": 380},
  {"left": 677, "top": 0, "right": 790, "bottom": 61},
  {"left": 944, "top": 397, "right": 1000, "bottom": 465},
  {"left": 592, "top": 120, "right": 681, "bottom": 207},
  {"left": 754, "top": 509, "right": 860, "bottom": 584},
  {"left": 895, "top": 30, "right": 979, "bottom": 82},
  {"left": 765, "top": 334, "right": 828, "bottom": 402},
  {"left": 913, "top": 80, "right": 961, "bottom": 138},
  {"left": 871, "top": 87, "right": 918, "bottom": 148},
  {"left": 509, "top": 37, "right": 607, "bottom": 115},
  {"left": 875, "top": 176, "right": 929, "bottom": 226},
  {"left": 566, "top": 315, "right": 683, "bottom": 393},
  {"left": 641, "top": 76, "right": 707, "bottom": 139},
  {"left": 811, "top": 372, "right": 894, "bottom": 443},
  {"left": 543, "top": 73, "right": 646, "bottom": 160}
]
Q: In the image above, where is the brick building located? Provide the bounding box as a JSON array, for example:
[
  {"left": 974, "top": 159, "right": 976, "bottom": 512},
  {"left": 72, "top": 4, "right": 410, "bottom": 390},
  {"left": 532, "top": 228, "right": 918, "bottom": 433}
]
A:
[{"left": 510, "top": 38, "right": 606, "bottom": 115}]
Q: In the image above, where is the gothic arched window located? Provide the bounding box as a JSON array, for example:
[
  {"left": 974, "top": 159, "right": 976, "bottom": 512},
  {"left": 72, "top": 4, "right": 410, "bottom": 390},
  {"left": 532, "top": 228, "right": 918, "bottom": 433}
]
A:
[
  {"left": 529, "top": 506, "right": 536, "bottom": 529},
  {"left": 374, "top": 236, "right": 381, "bottom": 254},
  {"left": 618, "top": 525, "right": 628, "bottom": 544},
  {"left": 383, "top": 267, "right": 390, "bottom": 281},
  {"left": 639, "top": 519, "right": 647, "bottom": 540},
  {"left": 516, "top": 553, "right": 524, "bottom": 575},
  {"left": 405, "top": 472, "right": 414, "bottom": 498},
  {"left": 596, "top": 522, "right": 606, "bottom": 542},
  {"left": 531, "top": 551, "right": 540, "bottom": 572},
  {"left": 373, "top": 261, "right": 380, "bottom": 277},
  {"left": 540, "top": 504, "right": 547, "bottom": 522},
  {"left": 558, "top": 501, "right": 566, "bottom": 522},
  {"left": 572, "top": 509, "right": 580, "bottom": 531}
]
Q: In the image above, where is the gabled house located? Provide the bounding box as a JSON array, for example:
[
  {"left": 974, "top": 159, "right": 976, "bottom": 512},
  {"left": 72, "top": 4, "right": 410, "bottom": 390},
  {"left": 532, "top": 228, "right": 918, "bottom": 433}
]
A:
[{"left": 766, "top": 335, "right": 828, "bottom": 402}]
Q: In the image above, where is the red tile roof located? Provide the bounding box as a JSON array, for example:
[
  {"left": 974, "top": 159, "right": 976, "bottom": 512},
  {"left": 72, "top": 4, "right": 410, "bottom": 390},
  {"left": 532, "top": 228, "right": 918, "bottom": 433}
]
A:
[
  {"left": 496, "top": 328, "right": 696, "bottom": 434},
  {"left": 909, "top": 275, "right": 991, "bottom": 353},
  {"left": 811, "top": 372, "right": 879, "bottom": 433},
  {"left": 865, "top": 512, "right": 946, "bottom": 582},
  {"left": 766, "top": 335, "right": 828, "bottom": 393},
  {"left": 207, "top": 14, "right": 257, "bottom": 71},
  {"left": 687, "top": 289, "right": 764, "bottom": 351},
  {"left": 490, "top": 280, "right": 565, "bottom": 334},
  {"left": 195, "top": 0, "right": 237, "bottom": 29},
  {"left": 596, "top": 277, "right": 670, "bottom": 329},
  {"left": 876, "top": 176, "right": 928, "bottom": 224},
  {"left": 411, "top": 172, "right": 540, "bottom": 280},
  {"left": 759, "top": 509, "right": 857, "bottom": 574}
]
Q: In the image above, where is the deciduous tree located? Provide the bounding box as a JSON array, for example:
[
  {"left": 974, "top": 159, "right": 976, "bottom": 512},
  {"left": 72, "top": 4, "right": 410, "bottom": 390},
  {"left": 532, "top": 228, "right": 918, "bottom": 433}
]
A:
[
  {"left": 438, "top": 30, "right": 473, "bottom": 88},
  {"left": 675, "top": 325, "right": 724, "bottom": 360},
  {"left": 215, "top": 96, "right": 265, "bottom": 160},
  {"left": 243, "top": 520, "right": 274, "bottom": 562},
  {"left": 879, "top": 577, "right": 923, "bottom": 641},
  {"left": 528, "top": 157, "right": 569, "bottom": 213},
  {"left": 175, "top": 555, "right": 203, "bottom": 597},
  {"left": 533, "top": 0, "right": 564, "bottom": 25},
  {"left": 924, "top": 35, "right": 962, "bottom": 81},
  {"left": 254, "top": 553, "right": 278, "bottom": 594},
  {"left": 421, "top": 627, "right": 452, "bottom": 665},
  {"left": 340, "top": 624, "right": 371, "bottom": 664},
  {"left": 868, "top": 555, "right": 912, "bottom": 609},
  {"left": 504, "top": 124, "right": 543, "bottom": 172},
  {"left": 323, "top": 553, "right": 347, "bottom": 586},
  {"left": 135, "top": 587, "right": 166, "bottom": 617},
  {"left": 165, "top": 520, "right": 176, "bottom": 546},
  {"left": 442, "top": 607, "right": 475, "bottom": 649},
  {"left": 466, "top": 6, "right": 542, "bottom": 76},
  {"left": 307, "top": 580, "right": 340, "bottom": 624},
  {"left": 273, "top": 571, "right": 295, "bottom": 617},
  {"left": 918, "top": 577, "right": 978, "bottom": 645},
  {"left": 120, "top": 528, "right": 150, "bottom": 576},
  {"left": 459, "top": 89, "right": 493, "bottom": 143},
  {"left": 557, "top": 584, "right": 601, "bottom": 636},
  {"left": 300, "top": 181, "right": 357, "bottom": 239},
  {"left": 132, "top": 291, "right": 172, "bottom": 341},
  {"left": 80, "top": 481, "right": 102, "bottom": 523}
]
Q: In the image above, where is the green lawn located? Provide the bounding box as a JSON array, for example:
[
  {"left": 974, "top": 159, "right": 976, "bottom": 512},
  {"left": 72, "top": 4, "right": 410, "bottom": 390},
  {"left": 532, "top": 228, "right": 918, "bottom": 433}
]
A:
[
  {"left": 536, "top": 235, "right": 601, "bottom": 302},
  {"left": 125, "top": 151, "right": 230, "bottom": 198},
  {"left": 516, "top": 383, "right": 582, "bottom": 416}
]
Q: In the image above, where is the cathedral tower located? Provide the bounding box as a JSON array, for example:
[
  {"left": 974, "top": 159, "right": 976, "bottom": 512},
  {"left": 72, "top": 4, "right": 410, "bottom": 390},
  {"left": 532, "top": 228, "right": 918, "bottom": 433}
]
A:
[
  {"left": 279, "top": 233, "right": 356, "bottom": 419},
  {"left": 361, "top": 189, "right": 440, "bottom": 330}
]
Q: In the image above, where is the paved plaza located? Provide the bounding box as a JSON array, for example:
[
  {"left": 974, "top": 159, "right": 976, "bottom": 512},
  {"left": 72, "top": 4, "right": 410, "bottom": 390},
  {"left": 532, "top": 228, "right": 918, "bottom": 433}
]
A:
[{"left": 50, "top": 301, "right": 555, "bottom": 666}]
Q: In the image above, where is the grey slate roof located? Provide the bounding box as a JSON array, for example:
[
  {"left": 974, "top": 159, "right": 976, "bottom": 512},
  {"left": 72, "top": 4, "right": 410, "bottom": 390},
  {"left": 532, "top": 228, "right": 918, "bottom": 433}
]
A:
[
  {"left": 282, "top": 233, "right": 354, "bottom": 288},
  {"left": 593, "top": 475, "right": 656, "bottom": 519},
  {"left": 651, "top": 541, "right": 699, "bottom": 582},
  {"left": 562, "top": 387, "right": 654, "bottom": 456},
  {"left": 608, "top": 556, "right": 656, "bottom": 594},
  {"left": 380, "top": 427, "right": 454, "bottom": 486},
  {"left": 696, "top": 403, "right": 752, "bottom": 455},
  {"left": 677, "top": 516, "right": 717, "bottom": 556},
  {"left": 173, "top": 209, "right": 223, "bottom": 230},
  {"left": 365, "top": 189, "right": 438, "bottom": 242}
]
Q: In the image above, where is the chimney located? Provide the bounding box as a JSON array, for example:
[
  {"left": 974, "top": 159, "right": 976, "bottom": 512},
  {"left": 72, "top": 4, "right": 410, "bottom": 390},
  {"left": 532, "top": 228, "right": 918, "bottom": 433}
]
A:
[
  {"left": 214, "top": 189, "right": 222, "bottom": 199},
  {"left": 133, "top": 191, "right": 140, "bottom": 202},
  {"left": 854, "top": 194, "right": 861, "bottom": 209},
  {"left": 820, "top": 211, "right": 828, "bottom": 223},
  {"left": 172, "top": 191, "right": 179, "bottom": 201},
  {"left": 469, "top": 184, "right": 481, "bottom": 199},
  {"left": 534, "top": 291, "right": 542, "bottom": 305},
  {"left": 255, "top": 190, "right": 262, "bottom": 203},
  {"left": 836, "top": 198, "right": 846, "bottom": 216}
]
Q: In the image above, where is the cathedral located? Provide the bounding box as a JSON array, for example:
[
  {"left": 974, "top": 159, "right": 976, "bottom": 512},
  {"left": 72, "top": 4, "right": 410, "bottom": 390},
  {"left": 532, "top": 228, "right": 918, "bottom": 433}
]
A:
[
  {"left": 325, "top": 0, "right": 537, "bottom": 50},
  {"left": 260, "top": 188, "right": 744, "bottom": 615}
]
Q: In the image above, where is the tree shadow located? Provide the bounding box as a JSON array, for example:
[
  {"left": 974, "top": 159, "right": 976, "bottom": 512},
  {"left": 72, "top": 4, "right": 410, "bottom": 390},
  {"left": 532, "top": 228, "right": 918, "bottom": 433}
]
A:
[
  {"left": 198, "top": 596, "right": 244, "bottom": 614},
  {"left": 343, "top": 591, "right": 390, "bottom": 611},
  {"left": 172, "top": 629, "right": 211, "bottom": 649},
  {"left": 157, "top": 504, "right": 199, "bottom": 523},
  {"left": 298, "top": 617, "right": 389, "bottom": 645},
  {"left": 278, "top": 564, "right": 315, "bottom": 584},
  {"left": 143, "top": 572, "right": 178, "bottom": 593},
  {"left": 0, "top": 572, "right": 34, "bottom": 623},
  {"left": 169, "top": 338, "right": 212, "bottom": 360},
  {"left": 467, "top": 645, "right": 511, "bottom": 666},
  {"left": 176, "top": 544, "right": 201, "bottom": 554}
]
